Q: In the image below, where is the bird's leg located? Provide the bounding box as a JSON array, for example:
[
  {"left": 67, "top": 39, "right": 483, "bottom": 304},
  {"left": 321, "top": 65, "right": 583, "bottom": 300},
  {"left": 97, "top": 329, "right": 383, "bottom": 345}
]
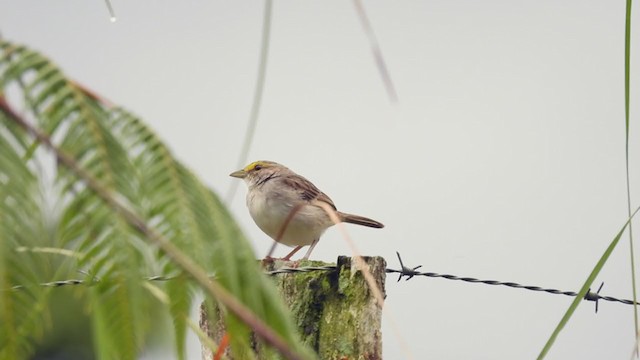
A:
[
  {"left": 284, "top": 240, "right": 316, "bottom": 269},
  {"left": 282, "top": 245, "right": 303, "bottom": 261},
  {"left": 301, "top": 238, "right": 320, "bottom": 260}
]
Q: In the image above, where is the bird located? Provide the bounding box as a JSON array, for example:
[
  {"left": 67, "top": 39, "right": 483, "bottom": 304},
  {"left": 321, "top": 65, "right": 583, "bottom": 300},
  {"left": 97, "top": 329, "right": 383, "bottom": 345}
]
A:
[{"left": 229, "top": 160, "right": 384, "bottom": 260}]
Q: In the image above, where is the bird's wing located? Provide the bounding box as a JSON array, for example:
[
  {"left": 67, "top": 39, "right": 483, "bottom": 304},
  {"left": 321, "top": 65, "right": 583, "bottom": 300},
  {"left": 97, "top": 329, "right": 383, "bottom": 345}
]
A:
[{"left": 281, "top": 175, "right": 337, "bottom": 210}]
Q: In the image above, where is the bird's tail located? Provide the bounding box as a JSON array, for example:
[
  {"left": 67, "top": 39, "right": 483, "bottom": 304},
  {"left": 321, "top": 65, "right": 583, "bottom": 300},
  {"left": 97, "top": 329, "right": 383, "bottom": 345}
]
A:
[{"left": 339, "top": 212, "right": 384, "bottom": 228}]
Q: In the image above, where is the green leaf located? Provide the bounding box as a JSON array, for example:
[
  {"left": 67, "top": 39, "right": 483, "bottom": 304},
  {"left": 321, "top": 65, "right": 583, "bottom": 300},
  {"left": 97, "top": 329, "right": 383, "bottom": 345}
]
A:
[
  {"left": 537, "top": 206, "right": 640, "bottom": 359},
  {"left": 0, "top": 113, "right": 49, "bottom": 359},
  {"left": 0, "top": 38, "right": 314, "bottom": 360}
]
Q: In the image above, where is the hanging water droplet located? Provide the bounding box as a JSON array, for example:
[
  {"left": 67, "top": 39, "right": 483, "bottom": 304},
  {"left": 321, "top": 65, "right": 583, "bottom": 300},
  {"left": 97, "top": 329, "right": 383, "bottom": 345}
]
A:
[{"left": 104, "top": 0, "right": 116, "bottom": 23}]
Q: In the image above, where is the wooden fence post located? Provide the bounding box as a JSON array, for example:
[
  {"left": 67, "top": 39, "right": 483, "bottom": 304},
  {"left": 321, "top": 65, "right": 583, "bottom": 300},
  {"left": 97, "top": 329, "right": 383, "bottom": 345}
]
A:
[{"left": 200, "top": 256, "right": 387, "bottom": 360}]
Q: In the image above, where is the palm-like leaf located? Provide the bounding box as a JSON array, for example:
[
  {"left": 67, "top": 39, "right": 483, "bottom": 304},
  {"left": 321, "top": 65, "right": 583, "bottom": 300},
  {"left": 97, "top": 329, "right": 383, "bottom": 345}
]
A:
[
  {"left": 0, "top": 39, "right": 313, "bottom": 360},
  {"left": 0, "top": 111, "right": 48, "bottom": 359}
]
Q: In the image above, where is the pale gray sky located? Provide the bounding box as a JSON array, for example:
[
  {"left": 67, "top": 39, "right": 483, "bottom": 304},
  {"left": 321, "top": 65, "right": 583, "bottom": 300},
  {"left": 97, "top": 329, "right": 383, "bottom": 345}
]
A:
[{"left": 1, "top": 1, "right": 638, "bottom": 359}]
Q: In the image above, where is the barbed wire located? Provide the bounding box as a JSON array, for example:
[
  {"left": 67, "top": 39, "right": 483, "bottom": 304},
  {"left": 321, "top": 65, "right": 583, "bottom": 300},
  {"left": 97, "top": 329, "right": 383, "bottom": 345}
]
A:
[
  {"left": 5, "top": 252, "right": 636, "bottom": 313},
  {"left": 386, "top": 252, "right": 631, "bottom": 313},
  {"left": 266, "top": 265, "right": 336, "bottom": 275}
]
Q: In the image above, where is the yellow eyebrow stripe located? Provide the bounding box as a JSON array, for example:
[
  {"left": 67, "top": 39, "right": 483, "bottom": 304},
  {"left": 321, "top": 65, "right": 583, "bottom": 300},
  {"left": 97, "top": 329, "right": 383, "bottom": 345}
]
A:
[{"left": 244, "top": 161, "right": 270, "bottom": 172}]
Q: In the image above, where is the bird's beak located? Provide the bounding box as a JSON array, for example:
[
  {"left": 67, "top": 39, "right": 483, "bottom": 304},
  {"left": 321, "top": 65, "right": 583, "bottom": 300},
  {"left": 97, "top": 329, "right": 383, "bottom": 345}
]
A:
[{"left": 229, "top": 169, "right": 247, "bottom": 179}]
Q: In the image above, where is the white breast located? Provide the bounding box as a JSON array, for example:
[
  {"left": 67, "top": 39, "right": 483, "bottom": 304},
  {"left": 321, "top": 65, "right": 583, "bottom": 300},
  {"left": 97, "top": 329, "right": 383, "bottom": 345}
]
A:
[{"left": 246, "top": 185, "right": 332, "bottom": 247}]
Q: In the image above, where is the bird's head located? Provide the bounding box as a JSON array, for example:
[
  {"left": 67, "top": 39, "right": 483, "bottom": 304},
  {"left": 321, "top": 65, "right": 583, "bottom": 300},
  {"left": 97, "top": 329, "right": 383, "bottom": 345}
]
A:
[{"left": 229, "top": 160, "right": 285, "bottom": 186}]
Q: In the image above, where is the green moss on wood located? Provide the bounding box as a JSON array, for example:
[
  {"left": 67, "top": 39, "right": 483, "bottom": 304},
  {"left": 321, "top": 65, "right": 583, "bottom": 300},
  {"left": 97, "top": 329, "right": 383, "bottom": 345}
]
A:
[{"left": 201, "top": 257, "right": 386, "bottom": 360}]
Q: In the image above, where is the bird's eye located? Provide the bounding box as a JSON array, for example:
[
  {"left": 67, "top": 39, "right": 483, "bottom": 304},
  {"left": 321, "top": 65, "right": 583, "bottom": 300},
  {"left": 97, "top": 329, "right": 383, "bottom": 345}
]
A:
[{"left": 254, "top": 165, "right": 262, "bottom": 171}]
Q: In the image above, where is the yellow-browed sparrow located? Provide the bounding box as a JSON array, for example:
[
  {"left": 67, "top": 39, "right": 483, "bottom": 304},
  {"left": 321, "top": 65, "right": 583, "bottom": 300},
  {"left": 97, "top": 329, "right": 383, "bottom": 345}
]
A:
[{"left": 230, "top": 161, "right": 384, "bottom": 260}]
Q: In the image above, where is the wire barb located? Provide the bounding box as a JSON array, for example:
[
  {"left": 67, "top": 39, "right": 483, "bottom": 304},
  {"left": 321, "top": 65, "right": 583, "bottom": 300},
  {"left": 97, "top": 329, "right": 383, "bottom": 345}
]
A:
[
  {"left": 394, "top": 251, "right": 422, "bottom": 282},
  {"left": 584, "top": 282, "right": 605, "bottom": 313}
]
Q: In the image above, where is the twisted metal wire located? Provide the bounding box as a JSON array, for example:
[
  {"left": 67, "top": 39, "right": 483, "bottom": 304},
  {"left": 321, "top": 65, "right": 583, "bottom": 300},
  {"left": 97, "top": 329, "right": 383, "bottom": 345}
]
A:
[
  {"left": 266, "top": 265, "right": 336, "bottom": 276},
  {"left": 386, "top": 252, "right": 637, "bottom": 312},
  {"left": 6, "top": 253, "right": 637, "bottom": 312}
]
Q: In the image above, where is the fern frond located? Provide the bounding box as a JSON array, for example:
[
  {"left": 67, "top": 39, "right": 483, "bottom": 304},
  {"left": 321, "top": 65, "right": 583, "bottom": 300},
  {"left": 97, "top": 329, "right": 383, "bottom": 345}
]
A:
[
  {"left": 0, "top": 112, "right": 49, "bottom": 359},
  {"left": 165, "top": 275, "right": 193, "bottom": 360},
  {"left": 0, "top": 38, "right": 315, "bottom": 360}
]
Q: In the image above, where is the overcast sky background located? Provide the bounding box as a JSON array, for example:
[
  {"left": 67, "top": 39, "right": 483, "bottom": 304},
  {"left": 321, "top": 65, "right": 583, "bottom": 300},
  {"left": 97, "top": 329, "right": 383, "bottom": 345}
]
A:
[{"left": 2, "top": 1, "right": 640, "bottom": 359}]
